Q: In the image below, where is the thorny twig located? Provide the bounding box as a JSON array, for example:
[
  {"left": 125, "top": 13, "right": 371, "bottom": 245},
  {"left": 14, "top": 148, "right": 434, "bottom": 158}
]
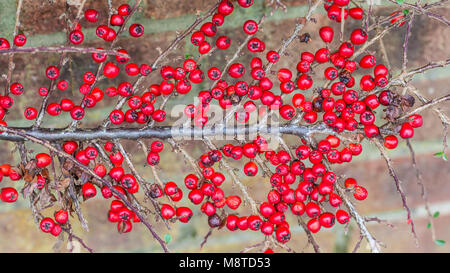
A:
[
  {"left": 406, "top": 140, "right": 436, "bottom": 241},
  {"left": 372, "top": 138, "right": 419, "bottom": 247},
  {"left": 4, "top": 0, "right": 24, "bottom": 97}
]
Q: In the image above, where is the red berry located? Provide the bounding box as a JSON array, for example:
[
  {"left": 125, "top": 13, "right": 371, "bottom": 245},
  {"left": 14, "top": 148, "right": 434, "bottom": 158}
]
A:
[
  {"left": 200, "top": 22, "right": 217, "bottom": 37},
  {"left": 324, "top": 67, "right": 338, "bottom": 80},
  {"left": 360, "top": 55, "right": 376, "bottom": 69},
  {"left": 364, "top": 124, "right": 379, "bottom": 138},
  {"left": 24, "top": 107, "right": 37, "bottom": 120},
  {"left": 125, "top": 63, "right": 140, "bottom": 76},
  {"left": 46, "top": 66, "right": 59, "bottom": 80},
  {"left": 266, "top": 51, "right": 279, "bottom": 63},
  {"left": 51, "top": 224, "right": 62, "bottom": 237},
  {"left": 339, "top": 42, "right": 354, "bottom": 58},
  {"left": 319, "top": 212, "right": 335, "bottom": 228},
  {"left": 275, "top": 227, "right": 291, "bottom": 243},
  {"left": 307, "top": 218, "right": 321, "bottom": 233},
  {"left": 360, "top": 75, "right": 375, "bottom": 91},
  {"left": 176, "top": 207, "right": 193, "bottom": 223},
  {"left": 84, "top": 9, "right": 99, "bottom": 22},
  {"left": 63, "top": 141, "right": 78, "bottom": 154},
  {"left": 374, "top": 64, "right": 389, "bottom": 77},
  {"left": 349, "top": 7, "right": 363, "bottom": 19},
  {"left": 161, "top": 204, "right": 176, "bottom": 219},
  {"left": 218, "top": 0, "right": 234, "bottom": 15},
  {"left": 129, "top": 24, "right": 144, "bottom": 37},
  {"left": 336, "top": 209, "right": 350, "bottom": 224},
  {"left": 40, "top": 217, "right": 55, "bottom": 233},
  {"left": 315, "top": 48, "right": 330, "bottom": 63},
  {"left": 212, "top": 13, "right": 225, "bottom": 26},
  {"left": 216, "top": 36, "right": 231, "bottom": 50},
  {"left": 384, "top": 135, "right": 399, "bottom": 149},
  {"left": 297, "top": 74, "right": 313, "bottom": 90},
  {"left": 13, "top": 34, "right": 26, "bottom": 47},
  {"left": 350, "top": 29, "right": 367, "bottom": 45},
  {"left": 110, "top": 14, "right": 124, "bottom": 26},
  {"left": 82, "top": 182, "right": 97, "bottom": 199},
  {"left": 103, "top": 62, "right": 120, "bottom": 79},
  {"left": 38, "top": 86, "right": 48, "bottom": 96},
  {"left": 248, "top": 215, "right": 263, "bottom": 231},
  {"left": 0, "top": 38, "right": 11, "bottom": 50},
  {"left": 118, "top": 4, "right": 131, "bottom": 16},
  {"left": 354, "top": 185, "right": 368, "bottom": 200},
  {"left": 319, "top": 26, "right": 334, "bottom": 43},
  {"left": 94, "top": 164, "right": 107, "bottom": 178},
  {"left": 54, "top": 210, "right": 69, "bottom": 224},
  {"left": 243, "top": 20, "right": 258, "bottom": 35},
  {"left": 228, "top": 63, "right": 245, "bottom": 78},
  {"left": 408, "top": 114, "right": 423, "bottom": 128},
  {"left": 35, "top": 153, "right": 52, "bottom": 168},
  {"left": 69, "top": 30, "right": 84, "bottom": 44},
  {"left": 243, "top": 161, "right": 258, "bottom": 176},
  {"left": 400, "top": 122, "right": 414, "bottom": 138},
  {"left": 238, "top": 0, "right": 254, "bottom": 8},
  {"left": 1, "top": 187, "right": 18, "bottom": 203}
]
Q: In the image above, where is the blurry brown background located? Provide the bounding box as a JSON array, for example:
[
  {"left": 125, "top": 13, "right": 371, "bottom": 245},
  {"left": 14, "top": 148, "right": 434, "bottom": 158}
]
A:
[{"left": 0, "top": 0, "right": 449, "bottom": 252}]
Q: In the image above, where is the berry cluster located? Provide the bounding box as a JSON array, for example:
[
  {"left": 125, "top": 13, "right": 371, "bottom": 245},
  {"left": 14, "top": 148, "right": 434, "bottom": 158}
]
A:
[
  {"left": 39, "top": 209, "right": 68, "bottom": 237},
  {"left": 0, "top": 0, "right": 430, "bottom": 251},
  {"left": 0, "top": 164, "right": 20, "bottom": 203},
  {"left": 0, "top": 3, "right": 150, "bottom": 125}
]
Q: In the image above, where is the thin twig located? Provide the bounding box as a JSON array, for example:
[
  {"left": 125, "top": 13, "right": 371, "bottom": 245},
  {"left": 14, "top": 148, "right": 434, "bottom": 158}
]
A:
[{"left": 372, "top": 138, "right": 419, "bottom": 247}]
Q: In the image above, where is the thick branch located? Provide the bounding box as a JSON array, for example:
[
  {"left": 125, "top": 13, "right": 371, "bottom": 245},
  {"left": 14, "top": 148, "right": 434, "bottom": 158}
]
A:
[
  {"left": 0, "top": 123, "right": 336, "bottom": 142},
  {"left": 0, "top": 46, "right": 130, "bottom": 58}
]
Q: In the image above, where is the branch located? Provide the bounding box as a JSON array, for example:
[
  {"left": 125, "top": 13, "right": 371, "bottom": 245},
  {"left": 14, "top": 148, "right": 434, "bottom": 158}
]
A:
[
  {"left": 397, "top": 93, "right": 450, "bottom": 121},
  {"left": 388, "top": 0, "right": 450, "bottom": 26},
  {"left": 0, "top": 123, "right": 337, "bottom": 142},
  {"left": 0, "top": 46, "right": 130, "bottom": 58},
  {"left": 402, "top": 11, "right": 415, "bottom": 74},
  {"left": 406, "top": 140, "right": 436, "bottom": 241},
  {"left": 372, "top": 138, "right": 419, "bottom": 247},
  {"left": 297, "top": 216, "right": 321, "bottom": 253}
]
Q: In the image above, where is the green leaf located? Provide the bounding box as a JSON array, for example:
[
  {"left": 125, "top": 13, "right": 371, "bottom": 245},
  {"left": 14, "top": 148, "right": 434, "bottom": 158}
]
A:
[
  {"left": 434, "top": 152, "right": 444, "bottom": 157},
  {"left": 443, "top": 154, "right": 448, "bottom": 161},
  {"left": 435, "top": 240, "right": 446, "bottom": 246},
  {"left": 185, "top": 54, "right": 191, "bottom": 59},
  {"left": 402, "top": 9, "right": 409, "bottom": 15},
  {"left": 427, "top": 223, "right": 431, "bottom": 229},
  {"left": 164, "top": 234, "right": 172, "bottom": 244},
  {"left": 396, "top": 0, "right": 404, "bottom": 4},
  {"left": 433, "top": 211, "right": 440, "bottom": 218}
]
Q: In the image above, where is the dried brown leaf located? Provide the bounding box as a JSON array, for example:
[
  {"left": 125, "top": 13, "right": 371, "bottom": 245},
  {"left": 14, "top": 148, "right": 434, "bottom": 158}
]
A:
[
  {"left": 56, "top": 178, "right": 71, "bottom": 191},
  {"left": 41, "top": 168, "right": 50, "bottom": 179},
  {"left": 21, "top": 182, "right": 37, "bottom": 199},
  {"left": 36, "top": 186, "right": 57, "bottom": 211},
  {"left": 384, "top": 105, "right": 401, "bottom": 121},
  {"left": 63, "top": 159, "right": 74, "bottom": 171},
  {"left": 25, "top": 160, "right": 35, "bottom": 171},
  {"left": 23, "top": 173, "right": 34, "bottom": 183}
]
